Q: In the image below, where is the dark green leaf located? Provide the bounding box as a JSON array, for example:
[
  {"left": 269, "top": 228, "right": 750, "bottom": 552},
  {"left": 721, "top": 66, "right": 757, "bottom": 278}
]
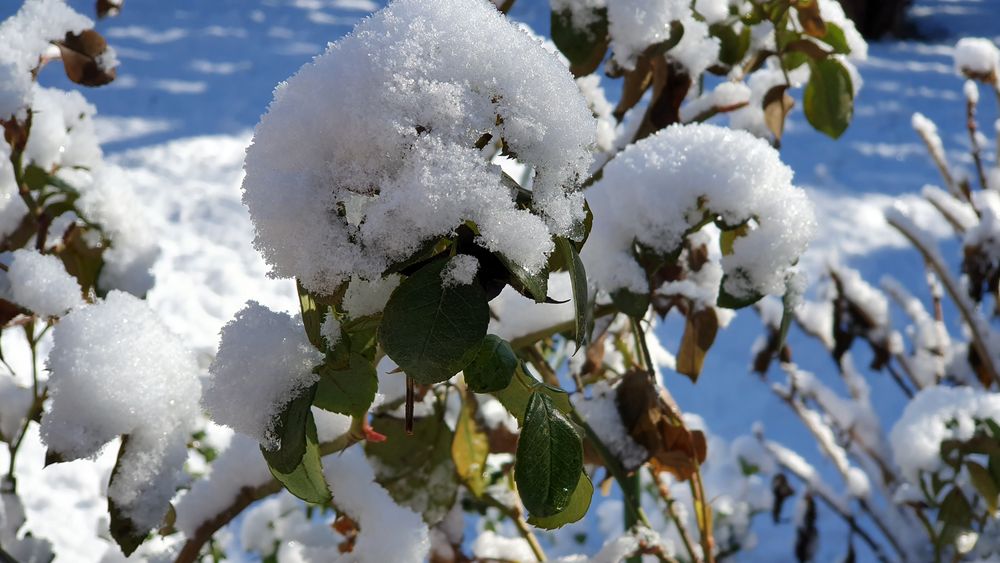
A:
[
  {"left": 297, "top": 280, "right": 325, "bottom": 350},
  {"left": 550, "top": 8, "right": 609, "bottom": 77},
  {"left": 966, "top": 461, "right": 999, "bottom": 513},
  {"left": 556, "top": 237, "right": 591, "bottom": 350},
  {"left": 498, "top": 251, "right": 549, "bottom": 303},
  {"left": 379, "top": 258, "right": 489, "bottom": 385},
  {"left": 367, "top": 411, "right": 458, "bottom": 524},
  {"left": 710, "top": 23, "right": 751, "bottom": 67},
  {"left": 108, "top": 436, "right": 148, "bottom": 557},
  {"left": 803, "top": 58, "right": 854, "bottom": 139},
  {"left": 314, "top": 353, "right": 377, "bottom": 418},
  {"left": 611, "top": 288, "right": 650, "bottom": 318},
  {"left": 261, "top": 386, "right": 331, "bottom": 504},
  {"left": 464, "top": 335, "right": 518, "bottom": 393},
  {"left": 515, "top": 393, "right": 584, "bottom": 518},
  {"left": 937, "top": 488, "right": 972, "bottom": 529},
  {"left": 716, "top": 276, "right": 764, "bottom": 309},
  {"left": 527, "top": 472, "right": 593, "bottom": 529}
]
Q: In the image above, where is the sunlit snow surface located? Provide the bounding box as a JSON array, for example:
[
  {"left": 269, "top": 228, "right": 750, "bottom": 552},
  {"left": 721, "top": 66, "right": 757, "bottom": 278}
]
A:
[{"left": 1, "top": 0, "right": 999, "bottom": 560}]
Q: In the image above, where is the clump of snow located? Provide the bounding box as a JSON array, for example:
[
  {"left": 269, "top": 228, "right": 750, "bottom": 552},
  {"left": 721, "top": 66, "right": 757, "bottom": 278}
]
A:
[
  {"left": 890, "top": 386, "right": 1000, "bottom": 483},
  {"left": 954, "top": 37, "right": 1000, "bottom": 81},
  {"left": 550, "top": 0, "right": 607, "bottom": 31},
  {"left": 0, "top": 0, "right": 92, "bottom": 119},
  {"left": 24, "top": 86, "right": 102, "bottom": 171},
  {"left": 472, "top": 531, "right": 537, "bottom": 562},
  {"left": 571, "top": 380, "right": 648, "bottom": 469},
  {"left": 39, "top": 290, "right": 201, "bottom": 533},
  {"left": 5, "top": 249, "right": 83, "bottom": 317},
  {"left": 203, "top": 301, "right": 323, "bottom": 449},
  {"left": 576, "top": 74, "right": 616, "bottom": 152},
  {"left": 320, "top": 313, "right": 342, "bottom": 348},
  {"left": 669, "top": 16, "right": 720, "bottom": 79},
  {"left": 441, "top": 254, "right": 479, "bottom": 287},
  {"left": 242, "top": 0, "right": 596, "bottom": 295},
  {"left": 582, "top": 123, "right": 815, "bottom": 298},
  {"left": 342, "top": 274, "right": 400, "bottom": 318},
  {"left": 964, "top": 80, "right": 980, "bottom": 105},
  {"left": 694, "top": 0, "right": 729, "bottom": 24},
  {"left": 0, "top": 143, "right": 28, "bottom": 240},
  {"left": 78, "top": 166, "right": 160, "bottom": 296},
  {"left": 680, "top": 81, "right": 751, "bottom": 123},
  {"left": 322, "top": 445, "right": 431, "bottom": 563},
  {"left": 817, "top": 0, "right": 867, "bottom": 60},
  {"left": 606, "top": 0, "right": 687, "bottom": 70}
]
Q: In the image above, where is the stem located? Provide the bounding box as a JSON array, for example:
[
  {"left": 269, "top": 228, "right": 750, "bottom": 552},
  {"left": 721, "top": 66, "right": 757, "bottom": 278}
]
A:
[
  {"left": 508, "top": 304, "right": 616, "bottom": 351},
  {"left": 174, "top": 432, "right": 361, "bottom": 563},
  {"left": 6, "top": 321, "right": 42, "bottom": 486},
  {"left": 524, "top": 345, "right": 560, "bottom": 387},
  {"left": 482, "top": 492, "right": 547, "bottom": 561},
  {"left": 886, "top": 214, "right": 1000, "bottom": 388},
  {"left": 966, "top": 96, "right": 989, "bottom": 192},
  {"left": 650, "top": 466, "right": 701, "bottom": 563},
  {"left": 630, "top": 317, "right": 655, "bottom": 374},
  {"left": 624, "top": 472, "right": 642, "bottom": 563},
  {"left": 689, "top": 469, "right": 715, "bottom": 563}
]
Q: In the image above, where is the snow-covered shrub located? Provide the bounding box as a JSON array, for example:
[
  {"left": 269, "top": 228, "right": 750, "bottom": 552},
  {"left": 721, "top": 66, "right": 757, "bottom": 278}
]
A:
[{"left": 748, "top": 37, "right": 1000, "bottom": 562}]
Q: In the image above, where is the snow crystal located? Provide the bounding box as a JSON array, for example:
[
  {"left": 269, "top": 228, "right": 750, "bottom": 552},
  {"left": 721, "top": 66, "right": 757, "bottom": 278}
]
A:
[
  {"left": 0, "top": 0, "right": 91, "bottom": 119},
  {"left": 40, "top": 291, "right": 200, "bottom": 533},
  {"left": 582, "top": 123, "right": 815, "bottom": 298},
  {"left": 954, "top": 37, "right": 1000, "bottom": 80},
  {"left": 341, "top": 274, "right": 400, "bottom": 318},
  {"left": 203, "top": 301, "right": 323, "bottom": 449},
  {"left": 607, "top": 0, "right": 688, "bottom": 69},
  {"left": 242, "top": 0, "right": 596, "bottom": 295},
  {"left": 320, "top": 313, "right": 342, "bottom": 347},
  {"left": 571, "top": 380, "right": 648, "bottom": 469},
  {"left": 890, "top": 386, "right": 1000, "bottom": 482},
  {"left": 5, "top": 249, "right": 82, "bottom": 317},
  {"left": 441, "top": 254, "right": 479, "bottom": 287}
]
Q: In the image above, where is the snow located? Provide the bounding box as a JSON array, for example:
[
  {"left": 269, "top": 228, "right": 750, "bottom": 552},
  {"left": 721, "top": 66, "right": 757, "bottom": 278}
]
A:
[
  {"left": 694, "top": 0, "right": 729, "bottom": 24},
  {"left": 0, "top": 142, "right": 27, "bottom": 240},
  {"left": 242, "top": 0, "right": 596, "bottom": 295},
  {"left": 5, "top": 249, "right": 83, "bottom": 317},
  {"left": 964, "top": 79, "right": 980, "bottom": 104},
  {"left": 203, "top": 301, "right": 323, "bottom": 448},
  {"left": 890, "top": 386, "right": 1000, "bottom": 483},
  {"left": 607, "top": 0, "right": 687, "bottom": 70},
  {"left": 953, "top": 37, "right": 1000, "bottom": 80},
  {"left": 582, "top": 123, "right": 815, "bottom": 299},
  {"left": 341, "top": 273, "right": 400, "bottom": 318},
  {"left": 320, "top": 313, "right": 342, "bottom": 347},
  {"left": 680, "top": 82, "right": 752, "bottom": 123},
  {"left": 39, "top": 290, "right": 200, "bottom": 534},
  {"left": 0, "top": 0, "right": 91, "bottom": 119},
  {"left": 571, "top": 380, "right": 648, "bottom": 470},
  {"left": 472, "top": 530, "right": 537, "bottom": 562},
  {"left": 24, "top": 86, "right": 102, "bottom": 171},
  {"left": 549, "top": 0, "right": 607, "bottom": 31},
  {"left": 441, "top": 254, "right": 479, "bottom": 288}
]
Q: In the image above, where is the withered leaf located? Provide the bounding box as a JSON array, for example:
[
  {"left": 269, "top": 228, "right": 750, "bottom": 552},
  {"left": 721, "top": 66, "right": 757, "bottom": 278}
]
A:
[
  {"left": 615, "top": 370, "right": 707, "bottom": 478},
  {"left": 57, "top": 30, "right": 116, "bottom": 86},
  {"left": 96, "top": 0, "right": 124, "bottom": 18},
  {"left": 676, "top": 307, "right": 719, "bottom": 381},
  {"left": 763, "top": 85, "right": 794, "bottom": 146},
  {"left": 796, "top": 0, "right": 827, "bottom": 38}
]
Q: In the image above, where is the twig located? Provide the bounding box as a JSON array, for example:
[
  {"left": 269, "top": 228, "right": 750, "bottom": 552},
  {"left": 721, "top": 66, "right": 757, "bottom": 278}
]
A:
[
  {"left": 965, "top": 94, "right": 989, "bottom": 192},
  {"left": 508, "top": 304, "right": 616, "bottom": 351},
  {"left": 650, "top": 466, "right": 701, "bottom": 563},
  {"left": 482, "top": 492, "right": 547, "bottom": 561}
]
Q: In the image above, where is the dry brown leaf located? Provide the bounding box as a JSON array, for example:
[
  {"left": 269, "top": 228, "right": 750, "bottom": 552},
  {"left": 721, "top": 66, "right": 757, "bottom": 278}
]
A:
[
  {"left": 57, "top": 30, "right": 116, "bottom": 86},
  {"left": 763, "top": 85, "right": 794, "bottom": 146},
  {"left": 796, "top": 0, "right": 827, "bottom": 37},
  {"left": 676, "top": 307, "right": 719, "bottom": 381}
]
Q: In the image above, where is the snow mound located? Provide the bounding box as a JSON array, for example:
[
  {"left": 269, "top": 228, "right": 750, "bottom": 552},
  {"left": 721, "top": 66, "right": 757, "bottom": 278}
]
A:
[{"left": 5, "top": 249, "right": 82, "bottom": 317}]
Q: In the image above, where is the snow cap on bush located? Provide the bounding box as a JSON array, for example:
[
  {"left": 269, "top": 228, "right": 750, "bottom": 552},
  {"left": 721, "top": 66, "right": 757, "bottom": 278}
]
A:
[
  {"left": 5, "top": 249, "right": 82, "bottom": 317},
  {"left": 203, "top": 301, "right": 324, "bottom": 448},
  {"left": 582, "top": 123, "right": 815, "bottom": 298},
  {"left": 40, "top": 290, "right": 201, "bottom": 532},
  {"left": 242, "top": 0, "right": 596, "bottom": 295}
]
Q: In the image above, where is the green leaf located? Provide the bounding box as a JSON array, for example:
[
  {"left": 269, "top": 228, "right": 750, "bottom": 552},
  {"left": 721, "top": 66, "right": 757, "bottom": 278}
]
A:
[
  {"left": 527, "top": 472, "right": 593, "bottom": 529},
  {"left": 493, "top": 364, "right": 572, "bottom": 425},
  {"left": 803, "top": 58, "right": 854, "bottom": 139},
  {"left": 297, "top": 280, "right": 325, "bottom": 350},
  {"left": 710, "top": 23, "right": 751, "bottom": 67},
  {"left": 937, "top": 488, "right": 973, "bottom": 529},
  {"left": 367, "top": 410, "right": 458, "bottom": 524},
  {"left": 611, "top": 288, "right": 650, "bottom": 318},
  {"left": 515, "top": 393, "right": 584, "bottom": 518},
  {"left": 716, "top": 276, "right": 764, "bottom": 309},
  {"left": 108, "top": 436, "right": 149, "bottom": 557},
  {"left": 497, "top": 251, "right": 548, "bottom": 303},
  {"left": 550, "top": 7, "right": 609, "bottom": 77},
  {"left": 261, "top": 387, "right": 331, "bottom": 504},
  {"left": 452, "top": 395, "right": 490, "bottom": 497},
  {"left": 556, "top": 237, "right": 591, "bottom": 349},
  {"left": 314, "top": 353, "right": 377, "bottom": 418},
  {"left": 379, "top": 258, "right": 489, "bottom": 385},
  {"left": 464, "top": 335, "right": 518, "bottom": 393},
  {"left": 820, "top": 22, "right": 851, "bottom": 54},
  {"left": 966, "top": 461, "right": 999, "bottom": 514}
]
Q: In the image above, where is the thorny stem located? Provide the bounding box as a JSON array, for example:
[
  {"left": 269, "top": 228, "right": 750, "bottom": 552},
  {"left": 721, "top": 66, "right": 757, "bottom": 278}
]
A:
[
  {"left": 650, "top": 466, "right": 701, "bottom": 563},
  {"left": 887, "top": 214, "right": 1000, "bottom": 388}
]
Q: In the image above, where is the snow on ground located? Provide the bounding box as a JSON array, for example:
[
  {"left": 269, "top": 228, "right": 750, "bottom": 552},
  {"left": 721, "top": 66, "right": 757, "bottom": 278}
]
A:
[{"left": 2, "top": 0, "right": 999, "bottom": 561}]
